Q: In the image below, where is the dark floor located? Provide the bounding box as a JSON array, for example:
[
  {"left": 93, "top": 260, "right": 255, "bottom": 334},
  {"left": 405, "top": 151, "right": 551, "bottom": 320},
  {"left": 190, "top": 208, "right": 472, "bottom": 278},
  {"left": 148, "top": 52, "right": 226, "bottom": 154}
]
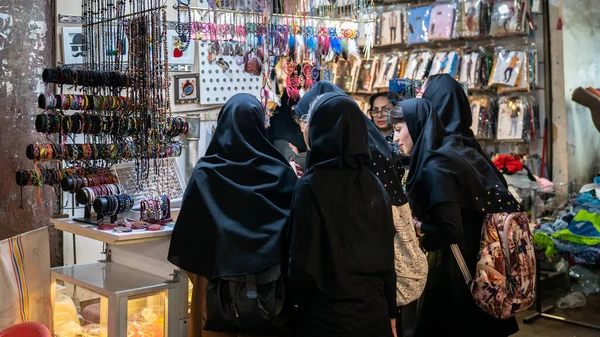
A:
[{"left": 514, "top": 272, "right": 600, "bottom": 337}]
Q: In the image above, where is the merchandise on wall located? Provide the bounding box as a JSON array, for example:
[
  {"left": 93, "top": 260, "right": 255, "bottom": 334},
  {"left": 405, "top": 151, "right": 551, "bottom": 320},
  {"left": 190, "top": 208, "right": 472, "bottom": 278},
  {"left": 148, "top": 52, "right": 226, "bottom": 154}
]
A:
[
  {"left": 469, "top": 94, "right": 497, "bottom": 139},
  {"left": 428, "top": 1, "right": 456, "bottom": 41},
  {"left": 405, "top": 5, "right": 431, "bottom": 45},
  {"left": 429, "top": 50, "right": 459, "bottom": 77},
  {"left": 404, "top": 50, "right": 432, "bottom": 80}
]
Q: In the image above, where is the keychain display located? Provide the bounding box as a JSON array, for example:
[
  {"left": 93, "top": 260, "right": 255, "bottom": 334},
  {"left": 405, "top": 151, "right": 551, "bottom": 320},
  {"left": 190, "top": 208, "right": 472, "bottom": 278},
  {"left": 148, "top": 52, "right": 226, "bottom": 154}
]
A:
[
  {"left": 404, "top": 50, "right": 432, "bottom": 80},
  {"left": 429, "top": 50, "right": 459, "bottom": 77},
  {"left": 469, "top": 95, "right": 497, "bottom": 139},
  {"left": 374, "top": 54, "right": 399, "bottom": 89},
  {"left": 428, "top": 2, "right": 456, "bottom": 41},
  {"left": 453, "top": 0, "right": 483, "bottom": 38},
  {"left": 406, "top": 6, "right": 431, "bottom": 45},
  {"left": 489, "top": 49, "right": 525, "bottom": 87},
  {"left": 489, "top": 0, "right": 528, "bottom": 37}
]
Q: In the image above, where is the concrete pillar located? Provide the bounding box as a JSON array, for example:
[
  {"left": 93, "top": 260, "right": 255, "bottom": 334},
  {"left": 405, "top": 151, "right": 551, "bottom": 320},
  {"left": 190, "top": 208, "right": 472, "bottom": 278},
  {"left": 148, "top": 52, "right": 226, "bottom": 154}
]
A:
[{"left": 0, "top": 1, "right": 56, "bottom": 258}]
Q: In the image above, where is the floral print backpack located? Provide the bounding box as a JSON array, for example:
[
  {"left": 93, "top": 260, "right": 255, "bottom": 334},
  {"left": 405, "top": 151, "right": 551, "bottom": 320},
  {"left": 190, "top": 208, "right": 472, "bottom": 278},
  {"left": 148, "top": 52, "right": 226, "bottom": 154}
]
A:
[{"left": 451, "top": 212, "right": 536, "bottom": 319}]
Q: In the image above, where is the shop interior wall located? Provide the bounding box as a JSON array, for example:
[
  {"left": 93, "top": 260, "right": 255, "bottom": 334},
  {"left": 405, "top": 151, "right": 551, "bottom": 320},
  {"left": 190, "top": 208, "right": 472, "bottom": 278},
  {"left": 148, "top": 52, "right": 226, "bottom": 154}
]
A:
[
  {"left": 561, "top": 0, "right": 600, "bottom": 185},
  {"left": 54, "top": 0, "right": 222, "bottom": 265},
  {"left": 0, "top": 0, "right": 60, "bottom": 265}
]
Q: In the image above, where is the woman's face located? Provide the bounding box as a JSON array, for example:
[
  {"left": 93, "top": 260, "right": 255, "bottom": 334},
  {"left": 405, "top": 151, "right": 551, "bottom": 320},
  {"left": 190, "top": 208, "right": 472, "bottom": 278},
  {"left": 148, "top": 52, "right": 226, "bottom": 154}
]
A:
[
  {"left": 370, "top": 96, "right": 393, "bottom": 130},
  {"left": 393, "top": 122, "right": 414, "bottom": 155},
  {"left": 303, "top": 123, "right": 310, "bottom": 150}
]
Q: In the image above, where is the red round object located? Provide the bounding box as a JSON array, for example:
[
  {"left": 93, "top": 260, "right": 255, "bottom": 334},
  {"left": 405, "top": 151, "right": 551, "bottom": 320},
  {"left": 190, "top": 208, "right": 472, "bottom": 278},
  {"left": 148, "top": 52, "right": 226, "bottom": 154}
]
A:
[
  {"left": 98, "top": 223, "right": 117, "bottom": 231},
  {"left": 146, "top": 224, "right": 164, "bottom": 231},
  {"left": 131, "top": 221, "right": 149, "bottom": 230}
]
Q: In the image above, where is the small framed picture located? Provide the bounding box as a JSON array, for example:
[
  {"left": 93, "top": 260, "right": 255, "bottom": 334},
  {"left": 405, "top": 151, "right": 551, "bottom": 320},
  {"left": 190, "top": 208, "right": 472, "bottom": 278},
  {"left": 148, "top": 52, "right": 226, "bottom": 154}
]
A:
[
  {"left": 167, "top": 29, "right": 195, "bottom": 65},
  {"left": 174, "top": 74, "right": 200, "bottom": 104},
  {"left": 62, "top": 27, "right": 86, "bottom": 64}
]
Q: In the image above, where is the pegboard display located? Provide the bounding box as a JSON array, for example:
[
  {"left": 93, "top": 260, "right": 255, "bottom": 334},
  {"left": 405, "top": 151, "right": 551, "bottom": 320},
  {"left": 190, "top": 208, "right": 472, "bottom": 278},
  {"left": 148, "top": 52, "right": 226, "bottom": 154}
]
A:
[
  {"left": 111, "top": 158, "right": 185, "bottom": 209},
  {"left": 198, "top": 42, "right": 262, "bottom": 105}
]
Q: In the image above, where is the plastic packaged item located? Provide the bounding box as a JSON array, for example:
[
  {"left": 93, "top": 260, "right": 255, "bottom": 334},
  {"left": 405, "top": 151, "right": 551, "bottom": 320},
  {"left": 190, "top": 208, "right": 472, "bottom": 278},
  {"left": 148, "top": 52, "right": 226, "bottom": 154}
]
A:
[
  {"left": 488, "top": 49, "right": 526, "bottom": 87},
  {"left": 356, "top": 57, "right": 378, "bottom": 92},
  {"left": 454, "top": 0, "right": 483, "bottom": 38},
  {"left": 380, "top": 7, "right": 404, "bottom": 45},
  {"left": 496, "top": 94, "right": 536, "bottom": 141},
  {"left": 556, "top": 291, "right": 586, "bottom": 309},
  {"left": 406, "top": 6, "right": 431, "bottom": 45},
  {"left": 459, "top": 51, "right": 481, "bottom": 87},
  {"left": 429, "top": 50, "right": 459, "bottom": 77},
  {"left": 569, "top": 265, "right": 600, "bottom": 295},
  {"left": 469, "top": 95, "right": 497, "bottom": 139},
  {"left": 404, "top": 50, "right": 432, "bottom": 80},
  {"left": 489, "top": 0, "right": 527, "bottom": 37},
  {"left": 374, "top": 54, "right": 400, "bottom": 89},
  {"left": 498, "top": 46, "right": 538, "bottom": 93},
  {"left": 428, "top": 2, "right": 456, "bottom": 41}
]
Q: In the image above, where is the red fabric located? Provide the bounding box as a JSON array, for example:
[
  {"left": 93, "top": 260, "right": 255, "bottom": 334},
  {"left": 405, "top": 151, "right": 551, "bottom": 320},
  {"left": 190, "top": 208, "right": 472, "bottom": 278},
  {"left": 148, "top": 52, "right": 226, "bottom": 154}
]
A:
[
  {"left": 493, "top": 154, "right": 523, "bottom": 174},
  {"left": 0, "top": 322, "right": 51, "bottom": 337}
]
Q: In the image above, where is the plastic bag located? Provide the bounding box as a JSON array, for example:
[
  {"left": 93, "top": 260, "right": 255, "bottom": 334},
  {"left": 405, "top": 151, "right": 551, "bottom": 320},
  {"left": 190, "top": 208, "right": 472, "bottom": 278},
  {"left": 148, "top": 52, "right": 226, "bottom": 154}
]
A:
[
  {"left": 406, "top": 6, "right": 431, "bottom": 45},
  {"left": 556, "top": 291, "right": 586, "bottom": 309},
  {"left": 428, "top": 2, "right": 456, "bottom": 41},
  {"left": 569, "top": 265, "right": 600, "bottom": 295}
]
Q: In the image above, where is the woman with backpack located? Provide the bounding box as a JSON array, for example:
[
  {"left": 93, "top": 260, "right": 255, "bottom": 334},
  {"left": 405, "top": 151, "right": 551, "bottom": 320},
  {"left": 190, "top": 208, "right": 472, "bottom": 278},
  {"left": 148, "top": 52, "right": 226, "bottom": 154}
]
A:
[
  {"left": 288, "top": 93, "right": 397, "bottom": 337},
  {"left": 168, "top": 94, "right": 299, "bottom": 336},
  {"left": 390, "top": 98, "right": 523, "bottom": 336}
]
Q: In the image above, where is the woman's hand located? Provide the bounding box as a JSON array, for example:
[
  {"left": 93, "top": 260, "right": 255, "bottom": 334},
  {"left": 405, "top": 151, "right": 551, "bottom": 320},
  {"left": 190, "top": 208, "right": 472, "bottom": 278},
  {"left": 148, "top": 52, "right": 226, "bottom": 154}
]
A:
[
  {"left": 295, "top": 163, "right": 304, "bottom": 178},
  {"left": 289, "top": 142, "right": 300, "bottom": 155},
  {"left": 391, "top": 318, "right": 398, "bottom": 337}
]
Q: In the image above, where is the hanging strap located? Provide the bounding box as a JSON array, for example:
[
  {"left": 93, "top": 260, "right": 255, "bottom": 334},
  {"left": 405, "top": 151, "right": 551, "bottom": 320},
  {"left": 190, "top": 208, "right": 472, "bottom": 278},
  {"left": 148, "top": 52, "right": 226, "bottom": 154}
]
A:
[{"left": 450, "top": 244, "right": 473, "bottom": 284}]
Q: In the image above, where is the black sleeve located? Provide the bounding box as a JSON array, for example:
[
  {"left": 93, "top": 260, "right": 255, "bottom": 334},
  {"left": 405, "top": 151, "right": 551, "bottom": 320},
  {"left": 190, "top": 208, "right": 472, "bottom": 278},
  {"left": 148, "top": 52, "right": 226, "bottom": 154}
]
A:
[
  {"left": 383, "top": 258, "right": 397, "bottom": 317},
  {"left": 288, "top": 181, "right": 320, "bottom": 304},
  {"left": 287, "top": 263, "right": 316, "bottom": 306},
  {"left": 382, "top": 205, "right": 397, "bottom": 318},
  {"left": 420, "top": 202, "right": 464, "bottom": 251}
]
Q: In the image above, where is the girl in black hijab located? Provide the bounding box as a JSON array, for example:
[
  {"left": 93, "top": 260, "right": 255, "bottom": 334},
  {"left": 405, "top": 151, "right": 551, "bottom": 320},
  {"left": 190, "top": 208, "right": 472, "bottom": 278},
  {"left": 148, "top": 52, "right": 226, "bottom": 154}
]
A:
[
  {"left": 268, "top": 90, "right": 308, "bottom": 168},
  {"left": 391, "top": 98, "right": 522, "bottom": 337},
  {"left": 288, "top": 93, "right": 397, "bottom": 337},
  {"left": 422, "top": 74, "right": 507, "bottom": 186},
  {"left": 168, "top": 94, "right": 299, "bottom": 336}
]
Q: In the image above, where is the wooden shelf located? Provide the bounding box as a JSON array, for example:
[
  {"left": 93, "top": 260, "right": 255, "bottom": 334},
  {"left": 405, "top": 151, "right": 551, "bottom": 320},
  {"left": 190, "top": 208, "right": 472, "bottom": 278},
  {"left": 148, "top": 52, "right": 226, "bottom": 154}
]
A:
[{"left": 51, "top": 217, "right": 174, "bottom": 245}]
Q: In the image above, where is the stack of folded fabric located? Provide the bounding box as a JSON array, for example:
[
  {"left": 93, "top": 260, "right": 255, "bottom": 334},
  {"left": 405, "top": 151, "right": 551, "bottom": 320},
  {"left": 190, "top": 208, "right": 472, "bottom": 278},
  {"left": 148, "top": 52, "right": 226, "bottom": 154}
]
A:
[{"left": 534, "top": 177, "right": 600, "bottom": 265}]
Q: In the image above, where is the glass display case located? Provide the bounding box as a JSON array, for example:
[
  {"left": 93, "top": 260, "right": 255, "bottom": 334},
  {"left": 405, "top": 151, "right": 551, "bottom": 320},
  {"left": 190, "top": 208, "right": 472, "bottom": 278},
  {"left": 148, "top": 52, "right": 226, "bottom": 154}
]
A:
[{"left": 51, "top": 262, "right": 179, "bottom": 337}]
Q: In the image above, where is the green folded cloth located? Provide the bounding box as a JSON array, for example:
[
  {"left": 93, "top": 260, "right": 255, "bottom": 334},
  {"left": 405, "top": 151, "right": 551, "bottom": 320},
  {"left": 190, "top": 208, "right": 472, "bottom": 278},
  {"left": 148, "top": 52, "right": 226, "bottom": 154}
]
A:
[{"left": 534, "top": 231, "right": 558, "bottom": 258}]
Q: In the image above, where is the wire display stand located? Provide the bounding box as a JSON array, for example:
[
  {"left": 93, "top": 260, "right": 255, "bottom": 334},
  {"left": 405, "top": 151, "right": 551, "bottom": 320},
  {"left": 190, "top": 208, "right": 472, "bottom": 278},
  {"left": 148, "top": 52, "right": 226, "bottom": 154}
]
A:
[{"left": 523, "top": 182, "right": 600, "bottom": 331}]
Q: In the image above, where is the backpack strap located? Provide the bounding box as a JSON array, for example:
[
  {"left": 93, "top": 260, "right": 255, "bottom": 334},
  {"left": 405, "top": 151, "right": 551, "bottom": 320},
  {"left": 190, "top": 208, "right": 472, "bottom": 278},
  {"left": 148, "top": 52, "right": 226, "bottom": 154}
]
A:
[
  {"left": 450, "top": 244, "right": 473, "bottom": 284},
  {"left": 245, "top": 273, "right": 258, "bottom": 299}
]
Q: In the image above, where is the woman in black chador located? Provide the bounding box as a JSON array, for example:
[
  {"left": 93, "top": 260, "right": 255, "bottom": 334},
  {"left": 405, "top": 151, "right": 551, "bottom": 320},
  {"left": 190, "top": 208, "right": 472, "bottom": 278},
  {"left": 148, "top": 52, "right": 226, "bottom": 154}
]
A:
[
  {"left": 390, "top": 98, "right": 522, "bottom": 337},
  {"left": 168, "top": 93, "right": 298, "bottom": 337},
  {"left": 288, "top": 93, "right": 397, "bottom": 337},
  {"left": 421, "top": 74, "right": 507, "bottom": 186}
]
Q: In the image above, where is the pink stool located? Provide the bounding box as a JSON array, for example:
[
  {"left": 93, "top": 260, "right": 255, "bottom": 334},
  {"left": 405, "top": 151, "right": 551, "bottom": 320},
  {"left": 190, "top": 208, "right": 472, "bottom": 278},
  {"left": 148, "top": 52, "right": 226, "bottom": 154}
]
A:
[{"left": 0, "top": 322, "right": 51, "bottom": 337}]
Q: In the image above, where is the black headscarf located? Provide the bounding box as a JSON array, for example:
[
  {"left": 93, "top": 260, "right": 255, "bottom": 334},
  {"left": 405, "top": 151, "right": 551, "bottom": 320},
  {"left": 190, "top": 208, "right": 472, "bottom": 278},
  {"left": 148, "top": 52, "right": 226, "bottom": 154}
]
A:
[
  {"left": 400, "top": 98, "right": 521, "bottom": 220},
  {"left": 296, "top": 81, "right": 408, "bottom": 205},
  {"left": 267, "top": 90, "right": 307, "bottom": 152},
  {"left": 422, "top": 74, "right": 508, "bottom": 187},
  {"left": 293, "top": 81, "right": 343, "bottom": 119},
  {"left": 168, "top": 94, "right": 298, "bottom": 279},
  {"left": 290, "top": 93, "right": 395, "bottom": 297}
]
